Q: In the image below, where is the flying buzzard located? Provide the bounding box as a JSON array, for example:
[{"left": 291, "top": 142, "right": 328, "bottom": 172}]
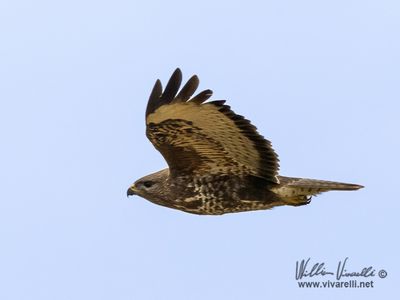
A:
[{"left": 127, "top": 69, "right": 363, "bottom": 215}]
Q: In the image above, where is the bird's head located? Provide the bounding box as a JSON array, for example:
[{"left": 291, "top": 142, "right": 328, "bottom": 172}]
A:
[{"left": 127, "top": 169, "right": 169, "bottom": 202}]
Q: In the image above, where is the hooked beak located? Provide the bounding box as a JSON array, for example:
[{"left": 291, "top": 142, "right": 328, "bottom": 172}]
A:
[{"left": 127, "top": 186, "right": 137, "bottom": 197}]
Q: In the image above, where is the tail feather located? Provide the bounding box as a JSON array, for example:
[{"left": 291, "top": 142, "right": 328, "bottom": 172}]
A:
[
  {"left": 282, "top": 177, "right": 364, "bottom": 191},
  {"left": 272, "top": 176, "right": 364, "bottom": 206}
]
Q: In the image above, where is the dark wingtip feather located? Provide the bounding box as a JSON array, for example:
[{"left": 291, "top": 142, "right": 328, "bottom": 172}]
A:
[
  {"left": 145, "top": 79, "right": 162, "bottom": 117},
  {"left": 175, "top": 75, "right": 200, "bottom": 102},
  {"left": 190, "top": 89, "right": 213, "bottom": 104},
  {"left": 160, "top": 68, "right": 182, "bottom": 104},
  {"left": 209, "top": 100, "right": 226, "bottom": 107},
  {"left": 146, "top": 70, "right": 214, "bottom": 116}
]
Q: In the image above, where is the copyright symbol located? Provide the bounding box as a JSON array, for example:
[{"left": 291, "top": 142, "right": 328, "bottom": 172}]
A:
[{"left": 378, "top": 269, "right": 387, "bottom": 278}]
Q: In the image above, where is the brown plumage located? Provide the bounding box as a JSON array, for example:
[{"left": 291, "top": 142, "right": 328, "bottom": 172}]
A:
[{"left": 127, "top": 69, "right": 363, "bottom": 215}]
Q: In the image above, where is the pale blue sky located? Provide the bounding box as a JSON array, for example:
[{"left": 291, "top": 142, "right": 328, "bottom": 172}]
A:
[{"left": 0, "top": 0, "right": 399, "bottom": 299}]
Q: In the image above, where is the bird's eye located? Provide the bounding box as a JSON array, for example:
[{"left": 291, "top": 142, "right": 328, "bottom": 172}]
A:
[{"left": 143, "top": 181, "right": 154, "bottom": 188}]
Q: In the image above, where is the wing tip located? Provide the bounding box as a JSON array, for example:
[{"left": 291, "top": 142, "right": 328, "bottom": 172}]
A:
[
  {"left": 145, "top": 79, "right": 163, "bottom": 116},
  {"left": 146, "top": 69, "right": 217, "bottom": 116},
  {"left": 161, "top": 68, "right": 183, "bottom": 101},
  {"left": 174, "top": 67, "right": 182, "bottom": 75}
]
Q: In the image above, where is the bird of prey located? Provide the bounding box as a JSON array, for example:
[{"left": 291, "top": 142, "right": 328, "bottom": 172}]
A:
[{"left": 127, "top": 69, "right": 363, "bottom": 215}]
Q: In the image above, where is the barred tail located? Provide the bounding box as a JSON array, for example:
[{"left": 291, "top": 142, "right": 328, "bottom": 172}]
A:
[{"left": 272, "top": 176, "right": 364, "bottom": 206}]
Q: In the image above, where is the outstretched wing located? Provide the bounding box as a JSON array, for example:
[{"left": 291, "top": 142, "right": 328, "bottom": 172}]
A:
[{"left": 145, "top": 68, "right": 280, "bottom": 183}]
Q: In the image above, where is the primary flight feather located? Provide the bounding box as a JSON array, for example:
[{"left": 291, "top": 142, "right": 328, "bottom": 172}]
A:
[{"left": 127, "top": 69, "right": 363, "bottom": 215}]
